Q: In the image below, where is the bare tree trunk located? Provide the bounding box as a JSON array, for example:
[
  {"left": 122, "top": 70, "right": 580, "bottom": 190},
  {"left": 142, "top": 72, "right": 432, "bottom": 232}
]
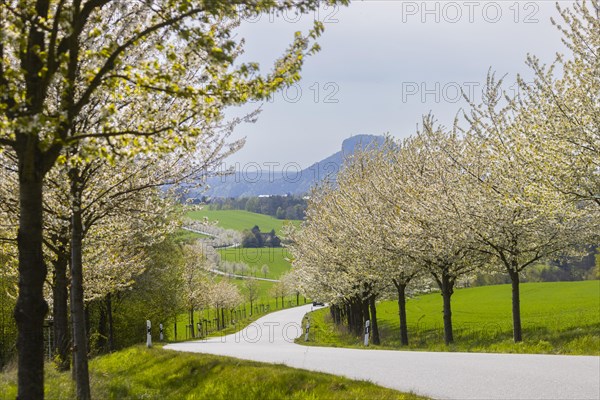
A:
[
  {"left": 70, "top": 167, "right": 91, "bottom": 400},
  {"left": 97, "top": 301, "right": 107, "bottom": 352},
  {"left": 189, "top": 307, "right": 195, "bottom": 337},
  {"left": 362, "top": 297, "right": 370, "bottom": 326},
  {"left": 334, "top": 305, "right": 341, "bottom": 324},
  {"left": 508, "top": 268, "right": 523, "bottom": 342},
  {"left": 106, "top": 293, "right": 114, "bottom": 351},
  {"left": 393, "top": 280, "right": 409, "bottom": 346},
  {"left": 52, "top": 245, "right": 71, "bottom": 370},
  {"left": 15, "top": 157, "right": 47, "bottom": 400},
  {"left": 345, "top": 302, "right": 352, "bottom": 329},
  {"left": 439, "top": 273, "right": 455, "bottom": 345},
  {"left": 353, "top": 298, "right": 363, "bottom": 336},
  {"left": 368, "top": 295, "right": 380, "bottom": 345}
]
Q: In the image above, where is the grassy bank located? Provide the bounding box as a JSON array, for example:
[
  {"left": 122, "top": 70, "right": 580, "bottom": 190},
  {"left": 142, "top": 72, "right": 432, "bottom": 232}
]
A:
[
  {"left": 300, "top": 281, "right": 600, "bottom": 355},
  {"left": 0, "top": 346, "right": 425, "bottom": 400}
]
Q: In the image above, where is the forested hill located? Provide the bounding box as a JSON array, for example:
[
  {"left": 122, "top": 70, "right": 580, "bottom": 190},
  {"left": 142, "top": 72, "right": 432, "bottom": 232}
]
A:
[{"left": 197, "top": 134, "right": 386, "bottom": 198}]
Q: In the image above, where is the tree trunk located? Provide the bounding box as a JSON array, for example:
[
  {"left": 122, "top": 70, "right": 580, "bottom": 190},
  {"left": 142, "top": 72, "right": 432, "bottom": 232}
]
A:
[
  {"left": 106, "top": 293, "right": 114, "bottom": 351},
  {"left": 440, "top": 273, "right": 454, "bottom": 345},
  {"left": 368, "top": 295, "right": 380, "bottom": 345},
  {"left": 353, "top": 299, "right": 363, "bottom": 336},
  {"left": 70, "top": 168, "right": 91, "bottom": 400},
  {"left": 347, "top": 301, "right": 354, "bottom": 333},
  {"left": 345, "top": 303, "right": 352, "bottom": 329},
  {"left": 362, "top": 297, "right": 370, "bottom": 326},
  {"left": 393, "top": 280, "right": 409, "bottom": 346},
  {"left": 508, "top": 269, "right": 523, "bottom": 342},
  {"left": 97, "top": 301, "right": 107, "bottom": 352},
  {"left": 15, "top": 159, "right": 47, "bottom": 400},
  {"left": 330, "top": 305, "right": 341, "bottom": 325},
  {"left": 221, "top": 308, "right": 225, "bottom": 329},
  {"left": 52, "top": 246, "right": 71, "bottom": 371},
  {"left": 189, "top": 307, "right": 195, "bottom": 337}
]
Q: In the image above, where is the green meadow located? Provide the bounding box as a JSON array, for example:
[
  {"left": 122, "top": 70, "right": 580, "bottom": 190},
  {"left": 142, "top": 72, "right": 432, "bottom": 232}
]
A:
[
  {"left": 0, "top": 346, "right": 425, "bottom": 400},
  {"left": 173, "top": 228, "right": 210, "bottom": 243},
  {"left": 302, "top": 281, "right": 600, "bottom": 355},
  {"left": 218, "top": 247, "right": 293, "bottom": 279},
  {"left": 186, "top": 209, "right": 300, "bottom": 234}
]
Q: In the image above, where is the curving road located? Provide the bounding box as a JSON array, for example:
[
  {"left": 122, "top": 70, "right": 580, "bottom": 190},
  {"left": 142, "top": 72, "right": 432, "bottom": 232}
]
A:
[{"left": 165, "top": 304, "right": 600, "bottom": 400}]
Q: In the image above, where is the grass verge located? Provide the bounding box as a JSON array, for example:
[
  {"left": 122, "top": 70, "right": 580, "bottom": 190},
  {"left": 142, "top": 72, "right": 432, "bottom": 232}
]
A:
[
  {"left": 0, "top": 346, "right": 426, "bottom": 400},
  {"left": 299, "top": 281, "right": 600, "bottom": 355}
]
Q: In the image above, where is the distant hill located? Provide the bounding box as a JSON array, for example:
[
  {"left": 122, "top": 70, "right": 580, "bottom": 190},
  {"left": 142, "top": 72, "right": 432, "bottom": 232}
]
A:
[{"left": 201, "top": 134, "right": 385, "bottom": 198}]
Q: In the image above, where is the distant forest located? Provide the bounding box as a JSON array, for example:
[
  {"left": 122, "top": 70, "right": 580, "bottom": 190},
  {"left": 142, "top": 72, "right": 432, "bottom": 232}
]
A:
[{"left": 206, "top": 195, "right": 307, "bottom": 220}]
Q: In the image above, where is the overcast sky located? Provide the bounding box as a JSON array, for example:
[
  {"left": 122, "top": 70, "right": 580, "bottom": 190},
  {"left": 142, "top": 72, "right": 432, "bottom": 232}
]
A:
[{"left": 224, "top": 1, "right": 569, "bottom": 169}]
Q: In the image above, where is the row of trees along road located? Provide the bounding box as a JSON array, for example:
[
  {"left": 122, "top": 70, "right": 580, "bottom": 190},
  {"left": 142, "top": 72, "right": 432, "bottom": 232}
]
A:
[
  {"left": 288, "top": 0, "right": 599, "bottom": 347},
  {"left": 0, "top": 0, "right": 349, "bottom": 398},
  {"left": 180, "top": 241, "right": 245, "bottom": 334}
]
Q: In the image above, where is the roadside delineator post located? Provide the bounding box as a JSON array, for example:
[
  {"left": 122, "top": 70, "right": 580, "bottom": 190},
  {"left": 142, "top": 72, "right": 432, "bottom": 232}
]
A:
[
  {"left": 159, "top": 323, "right": 164, "bottom": 341},
  {"left": 305, "top": 318, "right": 310, "bottom": 342},
  {"left": 146, "top": 320, "right": 152, "bottom": 348},
  {"left": 364, "top": 320, "right": 370, "bottom": 347}
]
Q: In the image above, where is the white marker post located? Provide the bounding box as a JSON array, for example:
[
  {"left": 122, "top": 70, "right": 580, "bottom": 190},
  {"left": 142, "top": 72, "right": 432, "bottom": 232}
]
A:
[
  {"left": 159, "top": 323, "right": 164, "bottom": 341},
  {"left": 364, "top": 320, "right": 370, "bottom": 347},
  {"left": 146, "top": 320, "right": 152, "bottom": 348},
  {"left": 304, "top": 319, "right": 310, "bottom": 342}
]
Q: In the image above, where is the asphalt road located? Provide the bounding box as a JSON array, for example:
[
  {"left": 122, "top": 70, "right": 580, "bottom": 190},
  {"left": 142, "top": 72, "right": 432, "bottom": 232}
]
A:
[{"left": 165, "top": 304, "right": 600, "bottom": 400}]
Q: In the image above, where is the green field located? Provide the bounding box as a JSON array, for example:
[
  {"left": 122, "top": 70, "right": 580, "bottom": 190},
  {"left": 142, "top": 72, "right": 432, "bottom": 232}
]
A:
[
  {"left": 172, "top": 228, "right": 210, "bottom": 243},
  {"left": 302, "top": 281, "right": 600, "bottom": 355},
  {"left": 218, "top": 247, "right": 292, "bottom": 279},
  {"left": 186, "top": 209, "right": 299, "bottom": 234},
  {"left": 0, "top": 345, "right": 425, "bottom": 399},
  {"left": 185, "top": 209, "right": 296, "bottom": 279}
]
